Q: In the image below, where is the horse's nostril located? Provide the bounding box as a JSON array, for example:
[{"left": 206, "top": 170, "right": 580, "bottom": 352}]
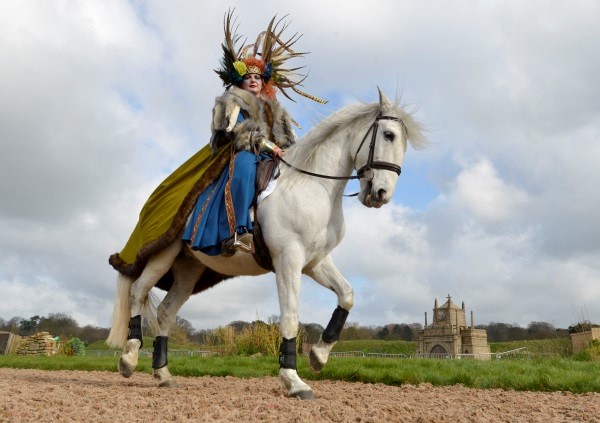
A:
[{"left": 377, "top": 189, "right": 387, "bottom": 201}]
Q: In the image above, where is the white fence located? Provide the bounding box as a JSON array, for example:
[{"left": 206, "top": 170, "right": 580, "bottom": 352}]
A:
[
  {"left": 328, "top": 348, "right": 530, "bottom": 360},
  {"left": 86, "top": 347, "right": 530, "bottom": 360},
  {"left": 86, "top": 349, "right": 219, "bottom": 357}
]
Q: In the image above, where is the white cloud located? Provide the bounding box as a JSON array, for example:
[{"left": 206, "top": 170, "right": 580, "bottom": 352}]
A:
[{"left": 449, "top": 156, "right": 530, "bottom": 222}]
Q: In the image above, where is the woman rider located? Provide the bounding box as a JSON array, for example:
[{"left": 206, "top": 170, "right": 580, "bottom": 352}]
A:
[{"left": 181, "top": 14, "right": 326, "bottom": 257}]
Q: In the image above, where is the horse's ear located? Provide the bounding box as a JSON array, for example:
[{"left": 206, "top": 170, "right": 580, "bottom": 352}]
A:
[{"left": 377, "top": 86, "right": 392, "bottom": 110}]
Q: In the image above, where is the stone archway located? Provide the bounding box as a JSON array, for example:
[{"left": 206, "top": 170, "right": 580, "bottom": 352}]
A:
[{"left": 429, "top": 344, "right": 451, "bottom": 358}]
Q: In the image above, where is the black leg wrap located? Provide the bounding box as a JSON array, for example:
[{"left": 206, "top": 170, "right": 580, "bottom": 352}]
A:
[
  {"left": 278, "top": 337, "right": 297, "bottom": 369},
  {"left": 152, "top": 336, "right": 168, "bottom": 369},
  {"left": 322, "top": 306, "right": 349, "bottom": 343},
  {"left": 128, "top": 315, "right": 143, "bottom": 348}
]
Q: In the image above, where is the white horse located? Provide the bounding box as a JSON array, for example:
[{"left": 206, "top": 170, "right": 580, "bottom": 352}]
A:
[{"left": 107, "top": 88, "right": 426, "bottom": 399}]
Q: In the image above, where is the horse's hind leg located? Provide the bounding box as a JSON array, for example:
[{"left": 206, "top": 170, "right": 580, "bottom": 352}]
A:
[
  {"left": 118, "top": 240, "right": 182, "bottom": 378},
  {"left": 304, "top": 255, "right": 353, "bottom": 373},
  {"left": 152, "top": 254, "right": 205, "bottom": 388}
]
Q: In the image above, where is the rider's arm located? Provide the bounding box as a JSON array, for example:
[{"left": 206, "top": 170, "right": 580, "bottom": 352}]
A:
[{"left": 260, "top": 139, "right": 285, "bottom": 158}]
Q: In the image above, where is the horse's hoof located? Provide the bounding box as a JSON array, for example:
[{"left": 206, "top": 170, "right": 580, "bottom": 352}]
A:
[
  {"left": 309, "top": 350, "right": 324, "bottom": 373},
  {"left": 118, "top": 358, "right": 134, "bottom": 378},
  {"left": 158, "top": 379, "right": 179, "bottom": 388},
  {"left": 290, "top": 390, "right": 314, "bottom": 400}
]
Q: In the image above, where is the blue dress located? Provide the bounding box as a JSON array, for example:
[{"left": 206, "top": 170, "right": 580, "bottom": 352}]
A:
[{"left": 182, "top": 114, "right": 265, "bottom": 255}]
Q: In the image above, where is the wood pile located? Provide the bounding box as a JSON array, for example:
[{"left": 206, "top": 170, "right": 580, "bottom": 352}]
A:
[{"left": 16, "top": 332, "right": 59, "bottom": 356}]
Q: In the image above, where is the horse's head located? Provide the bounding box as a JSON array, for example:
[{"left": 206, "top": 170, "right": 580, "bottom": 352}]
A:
[{"left": 354, "top": 87, "right": 423, "bottom": 208}]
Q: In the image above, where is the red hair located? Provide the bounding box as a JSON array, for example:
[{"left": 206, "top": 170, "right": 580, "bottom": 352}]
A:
[{"left": 242, "top": 57, "right": 277, "bottom": 100}]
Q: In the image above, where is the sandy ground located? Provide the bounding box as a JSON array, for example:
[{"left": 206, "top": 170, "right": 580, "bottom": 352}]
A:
[{"left": 1, "top": 368, "right": 599, "bottom": 422}]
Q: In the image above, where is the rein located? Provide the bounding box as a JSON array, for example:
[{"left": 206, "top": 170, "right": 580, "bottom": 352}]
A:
[
  {"left": 280, "top": 114, "right": 402, "bottom": 181},
  {"left": 279, "top": 114, "right": 402, "bottom": 195}
]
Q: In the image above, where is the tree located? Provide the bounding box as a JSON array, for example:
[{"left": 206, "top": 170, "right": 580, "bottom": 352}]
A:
[
  {"left": 37, "top": 313, "right": 79, "bottom": 338},
  {"left": 190, "top": 329, "right": 212, "bottom": 344},
  {"left": 228, "top": 320, "right": 250, "bottom": 332},
  {"left": 4, "top": 317, "right": 23, "bottom": 333},
  {"left": 175, "top": 316, "right": 195, "bottom": 340},
  {"left": 377, "top": 326, "right": 390, "bottom": 340},
  {"left": 77, "top": 325, "right": 110, "bottom": 345},
  {"left": 527, "top": 321, "right": 556, "bottom": 340},
  {"left": 401, "top": 324, "right": 413, "bottom": 341},
  {"left": 391, "top": 324, "right": 403, "bottom": 339},
  {"left": 19, "top": 315, "right": 41, "bottom": 335},
  {"left": 409, "top": 323, "right": 423, "bottom": 340}
]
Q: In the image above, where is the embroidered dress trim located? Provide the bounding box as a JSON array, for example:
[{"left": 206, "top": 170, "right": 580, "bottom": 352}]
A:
[
  {"left": 224, "top": 153, "right": 238, "bottom": 235},
  {"left": 190, "top": 182, "right": 219, "bottom": 245}
]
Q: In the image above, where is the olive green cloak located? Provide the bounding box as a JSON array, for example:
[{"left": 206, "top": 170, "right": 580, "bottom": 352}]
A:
[{"left": 109, "top": 143, "right": 231, "bottom": 278}]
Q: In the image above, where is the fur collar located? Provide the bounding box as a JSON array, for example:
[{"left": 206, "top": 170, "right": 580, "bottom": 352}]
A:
[{"left": 211, "top": 87, "right": 296, "bottom": 152}]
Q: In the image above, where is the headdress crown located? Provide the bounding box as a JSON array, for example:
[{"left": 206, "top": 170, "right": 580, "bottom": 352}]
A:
[{"left": 215, "top": 10, "right": 327, "bottom": 104}]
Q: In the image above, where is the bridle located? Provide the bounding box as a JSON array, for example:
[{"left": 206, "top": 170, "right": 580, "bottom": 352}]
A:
[{"left": 280, "top": 113, "right": 403, "bottom": 182}]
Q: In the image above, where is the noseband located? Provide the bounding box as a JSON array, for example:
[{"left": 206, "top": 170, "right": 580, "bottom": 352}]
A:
[{"left": 280, "top": 113, "right": 403, "bottom": 182}]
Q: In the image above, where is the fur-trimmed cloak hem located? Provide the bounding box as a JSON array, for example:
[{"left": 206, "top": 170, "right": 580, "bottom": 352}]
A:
[{"left": 108, "top": 143, "right": 235, "bottom": 294}]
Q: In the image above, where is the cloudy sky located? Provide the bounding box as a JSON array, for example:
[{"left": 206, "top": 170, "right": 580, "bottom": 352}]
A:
[{"left": 1, "top": 1, "right": 599, "bottom": 332}]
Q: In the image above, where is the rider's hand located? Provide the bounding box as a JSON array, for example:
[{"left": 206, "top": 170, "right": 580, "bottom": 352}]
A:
[{"left": 273, "top": 147, "right": 285, "bottom": 158}]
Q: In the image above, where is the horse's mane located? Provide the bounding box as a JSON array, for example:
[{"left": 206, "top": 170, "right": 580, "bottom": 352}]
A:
[{"left": 285, "top": 101, "right": 427, "bottom": 173}]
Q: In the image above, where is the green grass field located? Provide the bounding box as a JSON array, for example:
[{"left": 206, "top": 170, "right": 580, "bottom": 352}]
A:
[
  {"left": 331, "top": 338, "right": 573, "bottom": 356},
  {"left": 2, "top": 352, "right": 599, "bottom": 394}
]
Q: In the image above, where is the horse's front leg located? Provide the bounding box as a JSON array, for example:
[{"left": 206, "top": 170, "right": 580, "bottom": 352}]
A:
[
  {"left": 304, "top": 255, "right": 353, "bottom": 373},
  {"left": 119, "top": 240, "right": 181, "bottom": 378},
  {"left": 274, "top": 251, "right": 314, "bottom": 400},
  {"left": 152, "top": 254, "right": 205, "bottom": 388}
]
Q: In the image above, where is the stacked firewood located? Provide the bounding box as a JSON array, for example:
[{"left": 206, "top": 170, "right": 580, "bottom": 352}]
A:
[{"left": 16, "top": 332, "right": 59, "bottom": 356}]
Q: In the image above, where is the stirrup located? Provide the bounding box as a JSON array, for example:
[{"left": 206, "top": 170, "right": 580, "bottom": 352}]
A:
[
  {"left": 221, "top": 232, "right": 254, "bottom": 256},
  {"left": 233, "top": 232, "right": 254, "bottom": 253}
]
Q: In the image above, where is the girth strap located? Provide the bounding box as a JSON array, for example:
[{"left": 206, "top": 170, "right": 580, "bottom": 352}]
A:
[
  {"left": 251, "top": 158, "right": 277, "bottom": 271},
  {"left": 252, "top": 221, "right": 274, "bottom": 271}
]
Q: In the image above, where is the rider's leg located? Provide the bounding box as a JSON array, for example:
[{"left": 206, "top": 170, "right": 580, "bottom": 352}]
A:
[{"left": 222, "top": 151, "right": 259, "bottom": 253}]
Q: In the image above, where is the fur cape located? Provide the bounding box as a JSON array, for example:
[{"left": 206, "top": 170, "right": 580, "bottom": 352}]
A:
[
  {"left": 211, "top": 87, "right": 296, "bottom": 153},
  {"left": 108, "top": 88, "right": 295, "bottom": 293}
]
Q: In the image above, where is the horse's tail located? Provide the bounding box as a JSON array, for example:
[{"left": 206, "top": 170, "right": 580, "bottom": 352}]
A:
[
  {"left": 106, "top": 273, "right": 161, "bottom": 349},
  {"left": 106, "top": 274, "right": 134, "bottom": 348}
]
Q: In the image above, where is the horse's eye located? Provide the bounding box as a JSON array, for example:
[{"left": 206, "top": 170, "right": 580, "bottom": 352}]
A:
[{"left": 384, "top": 131, "right": 395, "bottom": 142}]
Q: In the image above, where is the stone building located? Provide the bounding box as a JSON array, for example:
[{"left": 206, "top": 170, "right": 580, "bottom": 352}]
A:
[
  {"left": 417, "top": 295, "right": 491, "bottom": 360},
  {"left": 570, "top": 328, "right": 600, "bottom": 354}
]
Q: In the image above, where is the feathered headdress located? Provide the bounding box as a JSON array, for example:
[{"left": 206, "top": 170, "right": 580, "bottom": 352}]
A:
[{"left": 215, "top": 10, "right": 327, "bottom": 104}]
